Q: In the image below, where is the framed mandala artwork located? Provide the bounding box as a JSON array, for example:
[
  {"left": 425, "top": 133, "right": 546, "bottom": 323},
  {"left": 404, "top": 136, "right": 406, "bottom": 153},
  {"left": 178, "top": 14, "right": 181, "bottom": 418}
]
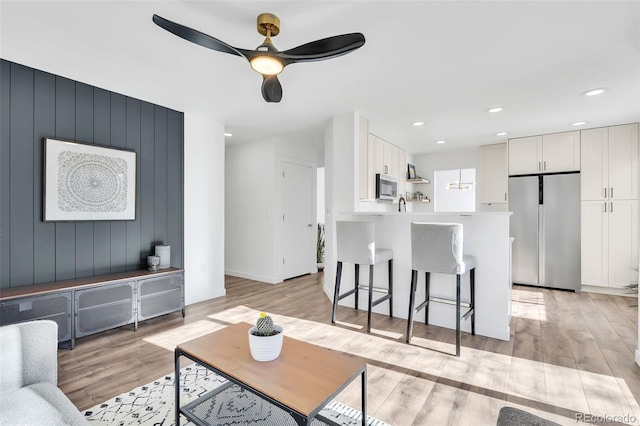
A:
[{"left": 44, "top": 138, "right": 137, "bottom": 221}]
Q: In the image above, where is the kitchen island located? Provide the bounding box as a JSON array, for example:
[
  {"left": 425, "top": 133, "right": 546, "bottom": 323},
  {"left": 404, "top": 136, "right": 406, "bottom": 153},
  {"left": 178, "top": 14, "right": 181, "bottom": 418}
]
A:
[{"left": 329, "top": 211, "right": 513, "bottom": 341}]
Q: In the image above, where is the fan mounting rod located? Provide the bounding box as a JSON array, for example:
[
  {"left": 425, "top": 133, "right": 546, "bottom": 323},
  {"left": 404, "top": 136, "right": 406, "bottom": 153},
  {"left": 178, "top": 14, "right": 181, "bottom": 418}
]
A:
[{"left": 257, "top": 13, "right": 280, "bottom": 37}]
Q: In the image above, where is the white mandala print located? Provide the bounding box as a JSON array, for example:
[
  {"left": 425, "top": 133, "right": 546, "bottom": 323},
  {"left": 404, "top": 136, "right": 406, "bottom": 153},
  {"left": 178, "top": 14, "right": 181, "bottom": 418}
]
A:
[{"left": 57, "top": 150, "right": 128, "bottom": 213}]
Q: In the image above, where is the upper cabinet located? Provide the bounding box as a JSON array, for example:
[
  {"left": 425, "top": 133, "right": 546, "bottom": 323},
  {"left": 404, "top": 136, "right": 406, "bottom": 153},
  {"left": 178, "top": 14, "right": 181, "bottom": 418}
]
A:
[
  {"left": 508, "top": 131, "right": 580, "bottom": 175},
  {"left": 358, "top": 130, "right": 406, "bottom": 200},
  {"left": 479, "top": 143, "right": 508, "bottom": 204},
  {"left": 581, "top": 123, "right": 639, "bottom": 201}
]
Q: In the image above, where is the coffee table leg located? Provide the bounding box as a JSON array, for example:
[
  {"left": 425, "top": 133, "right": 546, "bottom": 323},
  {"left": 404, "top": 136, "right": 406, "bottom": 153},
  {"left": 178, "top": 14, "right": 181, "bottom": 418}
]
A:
[
  {"left": 361, "top": 367, "right": 367, "bottom": 426},
  {"left": 175, "top": 349, "right": 181, "bottom": 426}
]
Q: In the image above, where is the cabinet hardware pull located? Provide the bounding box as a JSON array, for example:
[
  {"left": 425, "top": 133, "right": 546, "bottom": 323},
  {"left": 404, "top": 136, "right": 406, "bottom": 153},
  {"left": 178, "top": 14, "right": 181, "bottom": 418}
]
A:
[
  {"left": 611, "top": 202, "right": 613, "bottom": 213},
  {"left": 538, "top": 162, "right": 541, "bottom": 171},
  {"left": 504, "top": 192, "right": 507, "bottom": 201},
  {"left": 604, "top": 202, "right": 607, "bottom": 213},
  {"left": 604, "top": 188, "right": 607, "bottom": 198},
  {"left": 610, "top": 187, "right": 613, "bottom": 198},
  {"left": 543, "top": 161, "right": 546, "bottom": 171}
]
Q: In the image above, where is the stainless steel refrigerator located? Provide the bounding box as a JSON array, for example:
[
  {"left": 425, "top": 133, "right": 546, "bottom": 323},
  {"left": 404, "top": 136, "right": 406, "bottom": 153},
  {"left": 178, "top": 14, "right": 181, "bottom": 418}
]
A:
[{"left": 509, "top": 173, "right": 581, "bottom": 291}]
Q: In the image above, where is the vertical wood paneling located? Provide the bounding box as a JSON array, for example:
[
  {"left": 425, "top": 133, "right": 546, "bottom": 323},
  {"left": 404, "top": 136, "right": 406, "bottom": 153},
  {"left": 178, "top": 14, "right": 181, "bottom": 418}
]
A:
[
  {"left": 125, "top": 98, "right": 142, "bottom": 271},
  {"left": 140, "top": 102, "right": 155, "bottom": 258},
  {"left": 33, "top": 70, "right": 56, "bottom": 284},
  {"left": 1, "top": 61, "right": 12, "bottom": 288},
  {"left": 166, "top": 110, "right": 182, "bottom": 268},
  {"left": 93, "top": 87, "right": 112, "bottom": 275},
  {"left": 74, "top": 82, "right": 95, "bottom": 278},
  {"left": 1, "top": 60, "right": 184, "bottom": 287},
  {"left": 9, "top": 63, "right": 34, "bottom": 287},
  {"left": 110, "top": 93, "right": 127, "bottom": 273},
  {"left": 153, "top": 106, "right": 167, "bottom": 246},
  {"left": 54, "top": 76, "right": 76, "bottom": 281}
]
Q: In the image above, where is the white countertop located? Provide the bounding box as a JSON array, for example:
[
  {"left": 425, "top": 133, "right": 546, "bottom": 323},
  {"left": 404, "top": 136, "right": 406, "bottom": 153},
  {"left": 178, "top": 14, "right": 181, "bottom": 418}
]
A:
[{"left": 346, "top": 211, "right": 513, "bottom": 216}]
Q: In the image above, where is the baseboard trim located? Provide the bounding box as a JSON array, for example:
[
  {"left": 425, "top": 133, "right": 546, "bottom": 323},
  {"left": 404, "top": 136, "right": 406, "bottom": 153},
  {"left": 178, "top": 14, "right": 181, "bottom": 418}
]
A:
[
  {"left": 224, "top": 269, "right": 280, "bottom": 284},
  {"left": 581, "top": 285, "right": 637, "bottom": 297}
]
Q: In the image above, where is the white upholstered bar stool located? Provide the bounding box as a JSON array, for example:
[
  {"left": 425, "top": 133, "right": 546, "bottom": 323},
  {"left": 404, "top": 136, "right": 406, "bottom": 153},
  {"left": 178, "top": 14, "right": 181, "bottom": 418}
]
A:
[
  {"left": 406, "top": 222, "right": 476, "bottom": 357},
  {"left": 331, "top": 221, "right": 393, "bottom": 332}
]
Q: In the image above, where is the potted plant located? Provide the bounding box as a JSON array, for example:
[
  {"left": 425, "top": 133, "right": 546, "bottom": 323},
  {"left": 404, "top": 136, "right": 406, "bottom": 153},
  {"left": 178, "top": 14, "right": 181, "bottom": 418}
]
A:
[
  {"left": 248, "top": 312, "right": 284, "bottom": 362},
  {"left": 317, "top": 223, "right": 325, "bottom": 271}
]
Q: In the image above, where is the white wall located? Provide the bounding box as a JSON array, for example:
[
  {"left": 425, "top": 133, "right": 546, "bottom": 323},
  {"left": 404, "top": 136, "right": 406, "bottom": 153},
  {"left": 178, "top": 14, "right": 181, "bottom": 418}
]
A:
[
  {"left": 184, "top": 114, "right": 226, "bottom": 305},
  {"left": 323, "top": 112, "right": 363, "bottom": 293},
  {"left": 225, "top": 137, "right": 317, "bottom": 284},
  {"left": 411, "top": 146, "right": 479, "bottom": 212}
]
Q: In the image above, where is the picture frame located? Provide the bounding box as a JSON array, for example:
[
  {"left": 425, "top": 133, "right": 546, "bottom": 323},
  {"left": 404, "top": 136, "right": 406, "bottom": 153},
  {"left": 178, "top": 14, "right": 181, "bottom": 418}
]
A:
[
  {"left": 407, "top": 164, "right": 417, "bottom": 180},
  {"left": 44, "top": 138, "right": 137, "bottom": 221}
]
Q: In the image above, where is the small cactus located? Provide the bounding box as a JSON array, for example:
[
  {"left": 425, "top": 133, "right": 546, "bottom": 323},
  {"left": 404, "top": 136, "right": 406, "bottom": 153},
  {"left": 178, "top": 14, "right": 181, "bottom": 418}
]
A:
[{"left": 255, "top": 312, "right": 276, "bottom": 336}]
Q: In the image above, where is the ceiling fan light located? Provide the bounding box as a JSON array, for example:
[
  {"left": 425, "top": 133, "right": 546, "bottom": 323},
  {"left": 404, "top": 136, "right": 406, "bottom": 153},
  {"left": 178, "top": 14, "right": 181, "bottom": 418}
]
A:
[{"left": 250, "top": 56, "right": 283, "bottom": 75}]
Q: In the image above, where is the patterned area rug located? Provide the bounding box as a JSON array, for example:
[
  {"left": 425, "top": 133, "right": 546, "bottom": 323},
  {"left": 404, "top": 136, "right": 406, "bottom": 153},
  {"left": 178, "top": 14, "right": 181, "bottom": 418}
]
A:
[{"left": 83, "top": 363, "right": 389, "bottom": 426}]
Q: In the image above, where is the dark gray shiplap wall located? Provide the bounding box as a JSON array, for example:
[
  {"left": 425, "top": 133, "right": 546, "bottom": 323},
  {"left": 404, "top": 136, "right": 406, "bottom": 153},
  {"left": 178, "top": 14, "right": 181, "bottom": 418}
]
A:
[{"left": 0, "top": 60, "right": 184, "bottom": 288}]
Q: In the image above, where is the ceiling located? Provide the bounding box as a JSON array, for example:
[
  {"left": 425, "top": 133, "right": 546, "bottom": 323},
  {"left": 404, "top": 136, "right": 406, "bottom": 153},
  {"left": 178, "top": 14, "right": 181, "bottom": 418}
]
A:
[{"left": 1, "top": 1, "right": 639, "bottom": 155}]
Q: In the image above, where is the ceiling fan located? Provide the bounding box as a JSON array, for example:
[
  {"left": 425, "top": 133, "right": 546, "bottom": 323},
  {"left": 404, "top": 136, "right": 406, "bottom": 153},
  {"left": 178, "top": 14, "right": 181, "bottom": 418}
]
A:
[{"left": 152, "top": 13, "right": 365, "bottom": 103}]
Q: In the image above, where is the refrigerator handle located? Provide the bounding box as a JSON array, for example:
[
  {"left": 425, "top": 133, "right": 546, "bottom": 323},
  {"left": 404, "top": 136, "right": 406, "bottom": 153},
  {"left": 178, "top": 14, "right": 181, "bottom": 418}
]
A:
[{"left": 538, "top": 204, "right": 545, "bottom": 285}]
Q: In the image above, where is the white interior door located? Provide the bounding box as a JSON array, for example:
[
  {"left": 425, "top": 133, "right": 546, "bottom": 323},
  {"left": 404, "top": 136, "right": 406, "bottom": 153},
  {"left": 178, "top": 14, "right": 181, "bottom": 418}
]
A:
[{"left": 282, "top": 161, "right": 315, "bottom": 280}]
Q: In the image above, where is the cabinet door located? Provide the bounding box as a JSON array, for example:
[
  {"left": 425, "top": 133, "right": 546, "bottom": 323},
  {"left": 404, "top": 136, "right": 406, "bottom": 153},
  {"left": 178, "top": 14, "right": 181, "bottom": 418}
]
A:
[
  {"left": 608, "top": 123, "right": 639, "bottom": 200},
  {"left": 608, "top": 199, "right": 638, "bottom": 288},
  {"left": 509, "top": 136, "right": 542, "bottom": 175},
  {"left": 542, "top": 131, "right": 580, "bottom": 173},
  {"left": 480, "top": 143, "right": 508, "bottom": 203},
  {"left": 580, "top": 127, "right": 608, "bottom": 200},
  {"left": 383, "top": 140, "right": 395, "bottom": 176},
  {"left": 397, "top": 148, "right": 406, "bottom": 200},
  {"left": 373, "top": 135, "right": 385, "bottom": 175},
  {"left": 367, "top": 134, "right": 375, "bottom": 199},
  {"left": 581, "top": 201, "right": 608, "bottom": 287}
]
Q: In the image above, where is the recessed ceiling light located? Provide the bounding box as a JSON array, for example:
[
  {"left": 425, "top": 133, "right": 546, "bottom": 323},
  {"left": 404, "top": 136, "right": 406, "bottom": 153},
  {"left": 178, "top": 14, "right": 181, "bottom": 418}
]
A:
[
  {"left": 224, "top": 132, "right": 234, "bottom": 137},
  {"left": 412, "top": 121, "right": 425, "bottom": 126},
  {"left": 435, "top": 140, "right": 446, "bottom": 144},
  {"left": 582, "top": 88, "right": 608, "bottom": 97},
  {"left": 496, "top": 132, "right": 508, "bottom": 136},
  {"left": 487, "top": 107, "right": 503, "bottom": 113},
  {"left": 570, "top": 121, "right": 587, "bottom": 126}
]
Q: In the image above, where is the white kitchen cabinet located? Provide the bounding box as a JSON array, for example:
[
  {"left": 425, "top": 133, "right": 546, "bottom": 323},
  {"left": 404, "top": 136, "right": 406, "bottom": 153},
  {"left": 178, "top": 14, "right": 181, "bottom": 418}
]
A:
[
  {"left": 479, "top": 143, "right": 508, "bottom": 204},
  {"left": 508, "top": 136, "right": 541, "bottom": 175},
  {"left": 542, "top": 131, "right": 580, "bottom": 173},
  {"left": 581, "top": 123, "right": 639, "bottom": 201},
  {"left": 581, "top": 199, "right": 638, "bottom": 288},
  {"left": 508, "top": 131, "right": 580, "bottom": 175},
  {"left": 361, "top": 132, "right": 405, "bottom": 200}
]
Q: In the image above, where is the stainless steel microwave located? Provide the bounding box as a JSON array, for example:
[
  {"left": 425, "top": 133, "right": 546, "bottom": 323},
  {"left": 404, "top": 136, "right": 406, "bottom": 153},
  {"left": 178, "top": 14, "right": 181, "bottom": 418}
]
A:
[{"left": 376, "top": 174, "right": 397, "bottom": 200}]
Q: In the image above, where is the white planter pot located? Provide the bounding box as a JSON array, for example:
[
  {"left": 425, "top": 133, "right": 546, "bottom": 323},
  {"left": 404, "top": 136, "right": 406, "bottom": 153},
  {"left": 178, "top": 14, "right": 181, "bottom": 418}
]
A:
[{"left": 248, "top": 325, "right": 284, "bottom": 362}]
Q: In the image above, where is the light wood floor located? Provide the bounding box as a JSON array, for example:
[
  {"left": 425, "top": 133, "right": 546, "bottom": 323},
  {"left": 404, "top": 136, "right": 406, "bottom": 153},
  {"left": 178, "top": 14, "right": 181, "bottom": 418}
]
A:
[{"left": 58, "top": 273, "right": 640, "bottom": 425}]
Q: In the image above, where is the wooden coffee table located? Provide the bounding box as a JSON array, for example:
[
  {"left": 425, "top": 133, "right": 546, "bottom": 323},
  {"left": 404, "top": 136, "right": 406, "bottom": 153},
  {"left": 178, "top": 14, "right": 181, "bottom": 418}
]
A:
[{"left": 175, "top": 322, "right": 367, "bottom": 426}]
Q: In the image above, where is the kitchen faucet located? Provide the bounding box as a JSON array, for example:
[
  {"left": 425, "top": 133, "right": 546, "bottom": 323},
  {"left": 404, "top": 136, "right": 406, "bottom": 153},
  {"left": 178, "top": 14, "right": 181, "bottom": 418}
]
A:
[{"left": 398, "top": 196, "right": 406, "bottom": 212}]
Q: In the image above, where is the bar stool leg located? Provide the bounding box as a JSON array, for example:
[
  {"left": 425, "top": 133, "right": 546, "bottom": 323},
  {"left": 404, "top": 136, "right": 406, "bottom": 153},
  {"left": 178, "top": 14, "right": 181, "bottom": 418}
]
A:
[
  {"left": 332, "top": 261, "right": 343, "bottom": 324},
  {"left": 406, "top": 270, "right": 418, "bottom": 343},
  {"left": 425, "top": 272, "right": 430, "bottom": 325},
  {"left": 470, "top": 268, "right": 476, "bottom": 336},
  {"left": 388, "top": 259, "right": 393, "bottom": 318},
  {"left": 456, "top": 274, "right": 461, "bottom": 357},
  {"left": 354, "top": 264, "right": 360, "bottom": 311},
  {"left": 367, "top": 265, "right": 374, "bottom": 332}
]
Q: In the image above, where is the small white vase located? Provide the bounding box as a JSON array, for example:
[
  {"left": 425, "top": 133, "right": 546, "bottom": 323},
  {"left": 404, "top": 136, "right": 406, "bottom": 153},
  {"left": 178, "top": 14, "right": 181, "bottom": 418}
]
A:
[{"left": 248, "top": 325, "right": 283, "bottom": 362}]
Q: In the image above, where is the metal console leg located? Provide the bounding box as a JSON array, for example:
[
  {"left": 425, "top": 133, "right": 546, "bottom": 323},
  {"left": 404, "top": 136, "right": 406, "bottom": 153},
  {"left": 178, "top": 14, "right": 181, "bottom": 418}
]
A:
[{"left": 175, "top": 349, "right": 181, "bottom": 426}]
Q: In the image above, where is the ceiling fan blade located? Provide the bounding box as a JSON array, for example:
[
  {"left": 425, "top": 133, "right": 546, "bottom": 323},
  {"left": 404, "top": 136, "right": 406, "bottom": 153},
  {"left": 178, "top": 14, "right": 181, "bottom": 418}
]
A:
[
  {"left": 278, "top": 33, "right": 365, "bottom": 64},
  {"left": 152, "top": 14, "right": 244, "bottom": 58},
  {"left": 261, "top": 75, "right": 283, "bottom": 103}
]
